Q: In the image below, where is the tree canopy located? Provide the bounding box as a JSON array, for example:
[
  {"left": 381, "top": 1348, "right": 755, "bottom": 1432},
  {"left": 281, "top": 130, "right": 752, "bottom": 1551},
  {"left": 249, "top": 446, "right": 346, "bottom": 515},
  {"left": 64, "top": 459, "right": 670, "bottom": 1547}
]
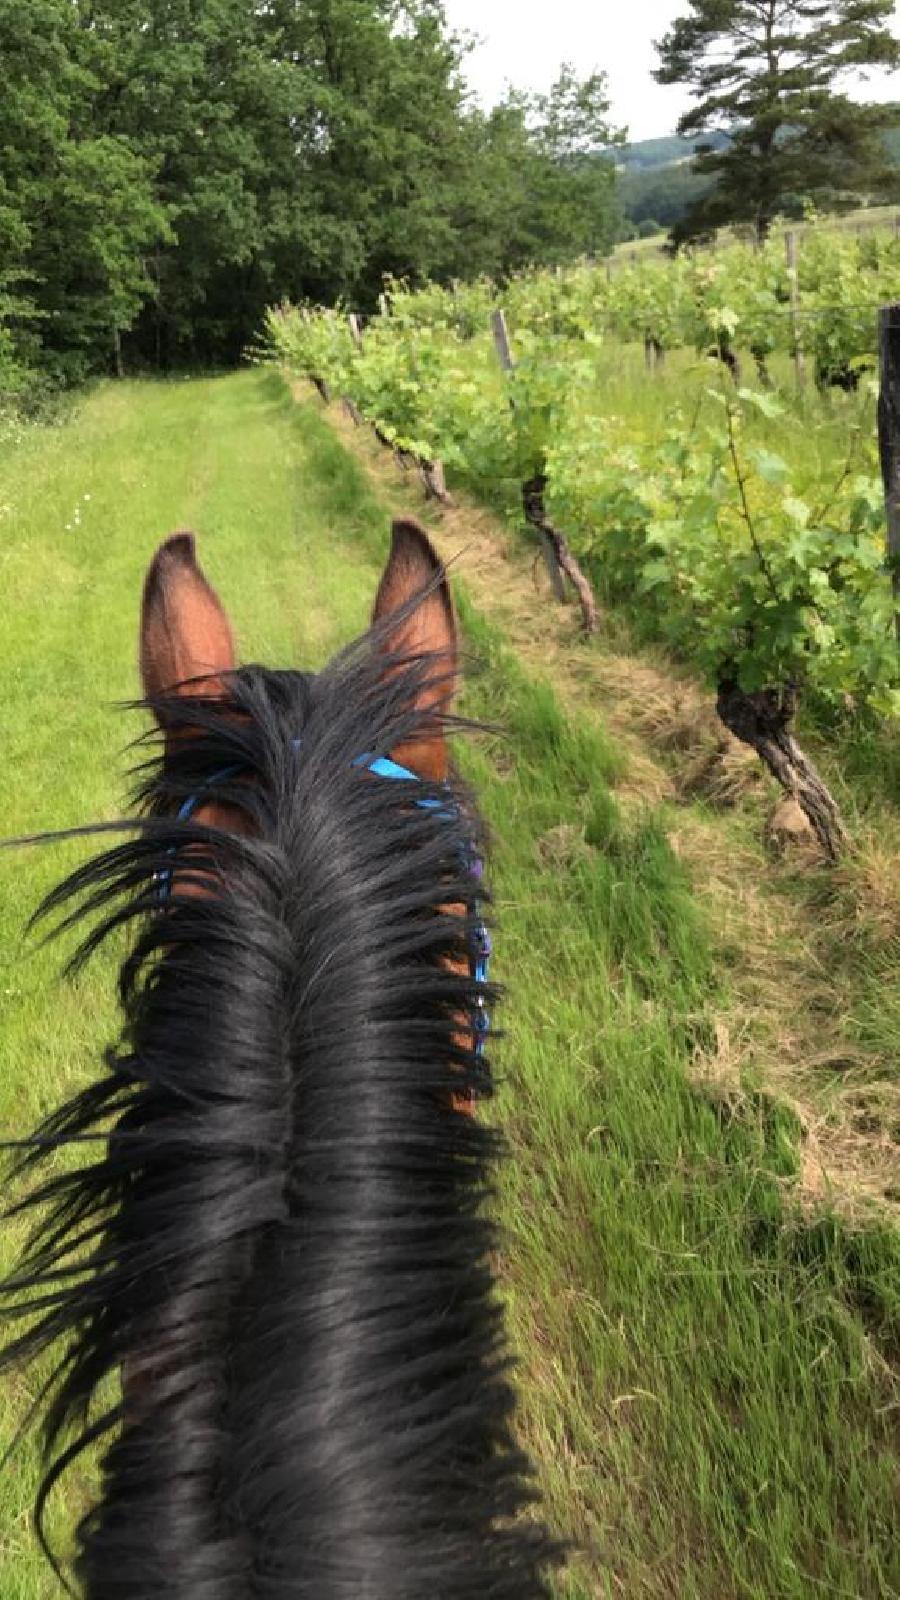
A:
[
  {"left": 0, "top": 2, "right": 622, "bottom": 383},
  {"left": 654, "top": 0, "right": 900, "bottom": 241}
]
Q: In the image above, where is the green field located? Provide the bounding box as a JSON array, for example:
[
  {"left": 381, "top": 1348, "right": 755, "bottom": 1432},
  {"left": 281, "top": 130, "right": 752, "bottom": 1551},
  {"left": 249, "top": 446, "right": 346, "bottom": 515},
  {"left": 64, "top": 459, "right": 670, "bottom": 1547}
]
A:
[
  {"left": 612, "top": 203, "right": 900, "bottom": 261},
  {"left": 1, "top": 370, "right": 898, "bottom": 1598}
]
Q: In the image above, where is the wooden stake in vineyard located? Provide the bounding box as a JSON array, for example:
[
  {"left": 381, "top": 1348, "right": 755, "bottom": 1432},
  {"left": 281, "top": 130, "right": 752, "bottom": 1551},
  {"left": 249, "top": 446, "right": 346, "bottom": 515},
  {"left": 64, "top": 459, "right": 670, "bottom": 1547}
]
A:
[
  {"left": 644, "top": 337, "right": 664, "bottom": 374},
  {"left": 784, "top": 232, "right": 806, "bottom": 389},
  {"left": 878, "top": 302, "right": 900, "bottom": 645},
  {"left": 490, "top": 309, "right": 599, "bottom": 633}
]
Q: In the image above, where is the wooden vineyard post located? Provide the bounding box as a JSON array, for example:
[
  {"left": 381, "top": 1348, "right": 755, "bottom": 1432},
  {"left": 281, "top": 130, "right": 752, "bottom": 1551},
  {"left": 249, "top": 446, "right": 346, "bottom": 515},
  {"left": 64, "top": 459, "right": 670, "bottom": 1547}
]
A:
[
  {"left": 878, "top": 304, "right": 900, "bottom": 645},
  {"left": 644, "top": 338, "right": 664, "bottom": 374},
  {"left": 491, "top": 311, "right": 565, "bottom": 605},
  {"left": 336, "top": 313, "right": 363, "bottom": 423},
  {"left": 490, "top": 310, "right": 599, "bottom": 632},
  {"left": 490, "top": 308, "right": 516, "bottom": 376},
  {"left": 784, "top": 232, "right": 806, "bottom": 389}
]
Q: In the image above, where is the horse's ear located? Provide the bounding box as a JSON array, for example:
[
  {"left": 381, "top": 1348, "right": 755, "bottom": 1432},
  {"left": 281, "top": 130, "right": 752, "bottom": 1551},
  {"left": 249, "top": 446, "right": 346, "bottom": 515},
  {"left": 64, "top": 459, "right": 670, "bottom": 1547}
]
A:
[
  {"left": 372, "top": 519, "right": 457, "bottom": 780},
  {"left": 140, "top": 533, "right": 236, "bottom": 711}
]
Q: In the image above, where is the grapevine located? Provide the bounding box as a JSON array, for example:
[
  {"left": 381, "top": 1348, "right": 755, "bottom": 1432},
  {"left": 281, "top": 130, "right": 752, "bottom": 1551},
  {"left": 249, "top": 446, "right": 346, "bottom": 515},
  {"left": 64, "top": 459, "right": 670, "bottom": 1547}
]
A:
[{"left": 263, "top": 229, "right": 900, "bottom": 791}]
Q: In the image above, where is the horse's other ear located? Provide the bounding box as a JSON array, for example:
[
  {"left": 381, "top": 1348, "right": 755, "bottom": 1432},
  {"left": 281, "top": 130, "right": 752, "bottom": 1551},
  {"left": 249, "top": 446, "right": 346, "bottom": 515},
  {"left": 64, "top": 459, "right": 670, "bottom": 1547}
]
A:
[
  {"left": 372, "top": 519, "right": 457, "bottom": 780},
  {"left": 140, "top": 533, "right": 236, "bottom": 710}
]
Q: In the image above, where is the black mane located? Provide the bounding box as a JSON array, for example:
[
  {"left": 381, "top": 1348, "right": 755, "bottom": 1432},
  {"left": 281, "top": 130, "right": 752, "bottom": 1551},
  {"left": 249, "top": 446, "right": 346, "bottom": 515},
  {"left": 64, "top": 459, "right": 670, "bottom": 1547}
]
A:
[{"left": 1, "top": 631, "right": 559, "bottom": 1597}]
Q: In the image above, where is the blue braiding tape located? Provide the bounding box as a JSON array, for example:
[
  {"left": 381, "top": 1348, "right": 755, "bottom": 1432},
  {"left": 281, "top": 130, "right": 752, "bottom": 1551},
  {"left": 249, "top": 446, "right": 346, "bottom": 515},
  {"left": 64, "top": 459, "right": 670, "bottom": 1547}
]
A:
[
  {"left": 362, "top": 754, "right": 492, "bottom": 1055},
  {"left": 154, "top": 751, "right": 491, "bottom": 1061},
  {"left": 153, "top": 765, "right": 242, "bottom": 903}
]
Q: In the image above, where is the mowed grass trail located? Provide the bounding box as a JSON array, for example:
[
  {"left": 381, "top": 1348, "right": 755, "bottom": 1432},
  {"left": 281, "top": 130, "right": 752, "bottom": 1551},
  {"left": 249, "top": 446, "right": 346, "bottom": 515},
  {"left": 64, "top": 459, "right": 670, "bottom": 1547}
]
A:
[
  {"left": 1, "top": 370, "right": 898, "bottom": 1599},
  {"left": 0, "top": 371, "right": 381, "bottom": 1595}
]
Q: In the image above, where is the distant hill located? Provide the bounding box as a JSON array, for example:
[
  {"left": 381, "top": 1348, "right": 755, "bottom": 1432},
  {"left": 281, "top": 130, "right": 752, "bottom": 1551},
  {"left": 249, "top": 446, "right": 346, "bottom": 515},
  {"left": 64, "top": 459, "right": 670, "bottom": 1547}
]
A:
[
  {"left": 614, "top": 118, "right": 899, "bottom": 237},
  {"left": 612, "top": 133, "right": 729, "bottom": 237},
  {"left": 616, "top": 132, "right": 730, "bottom": 171},
  {"left": 883, "top": 120, "right": 900, "bottom": 164}
]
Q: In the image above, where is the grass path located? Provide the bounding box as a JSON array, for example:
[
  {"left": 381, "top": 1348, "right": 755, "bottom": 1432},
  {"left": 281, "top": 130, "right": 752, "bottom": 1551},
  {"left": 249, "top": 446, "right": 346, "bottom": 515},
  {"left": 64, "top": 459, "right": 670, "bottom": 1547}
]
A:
[
  {"left": 1, "top": 370, "right": 898, "bottom": 1599},
  {"left": 0, "top": 370, "right": 385, "bottom": 1595}
]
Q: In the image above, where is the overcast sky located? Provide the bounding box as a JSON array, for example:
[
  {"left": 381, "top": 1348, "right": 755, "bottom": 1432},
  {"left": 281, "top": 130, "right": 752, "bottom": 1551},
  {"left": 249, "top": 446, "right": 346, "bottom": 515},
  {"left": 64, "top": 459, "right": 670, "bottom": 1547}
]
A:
[{"left": 443, "top": 0, "right": 900, "bottom": 142}]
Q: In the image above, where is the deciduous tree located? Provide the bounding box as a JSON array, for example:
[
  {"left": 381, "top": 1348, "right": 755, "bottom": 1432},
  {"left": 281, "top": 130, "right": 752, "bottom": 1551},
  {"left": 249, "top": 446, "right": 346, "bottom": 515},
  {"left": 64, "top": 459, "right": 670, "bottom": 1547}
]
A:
[{"left": 0, "top": 0, "right": 168, "bottom": 380}]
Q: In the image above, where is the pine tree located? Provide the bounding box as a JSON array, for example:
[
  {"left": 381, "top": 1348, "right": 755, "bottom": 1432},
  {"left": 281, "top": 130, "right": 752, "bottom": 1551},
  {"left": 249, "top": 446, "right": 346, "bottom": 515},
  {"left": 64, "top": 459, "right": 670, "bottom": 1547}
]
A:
[{"left": 654, "top": 0, "right": 900, "bottom": 241}]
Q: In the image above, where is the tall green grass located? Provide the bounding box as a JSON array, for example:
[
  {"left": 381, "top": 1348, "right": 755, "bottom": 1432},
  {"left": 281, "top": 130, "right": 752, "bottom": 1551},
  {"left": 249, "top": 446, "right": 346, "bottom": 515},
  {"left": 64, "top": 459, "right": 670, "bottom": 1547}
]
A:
[
  {"left": 1, "top": 372, "right": 897, "bottom": 1598},
  {"left": 446, "top": 597, "right": 898, "bottom": 1599}
]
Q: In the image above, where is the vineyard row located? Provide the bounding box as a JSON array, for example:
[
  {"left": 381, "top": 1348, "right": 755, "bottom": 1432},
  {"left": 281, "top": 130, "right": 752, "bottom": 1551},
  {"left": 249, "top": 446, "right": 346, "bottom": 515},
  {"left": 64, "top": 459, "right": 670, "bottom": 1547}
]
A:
[{"left": 263, "top": 246, "right": 900, "bottom": 856}]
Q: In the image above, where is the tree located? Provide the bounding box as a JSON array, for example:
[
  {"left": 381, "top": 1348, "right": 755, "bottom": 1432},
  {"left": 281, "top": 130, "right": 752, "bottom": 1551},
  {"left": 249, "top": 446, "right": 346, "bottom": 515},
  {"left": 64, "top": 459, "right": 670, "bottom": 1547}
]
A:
[
  {"left": 87, "top": 0, "right": 517, "bottom": 360},
  {"left": 654, "top": 1, "right": 900, "bottom": 241},
  {"left": 0, "top": 3, "right": 626, "bottom": 375},
  {"left": 529, "top": 65, "right": 625, "bottom": 258},
  {"left": 82, "top": 0, "right": 308, "bottom": 365},
  {"left": 96, "top": 16, "right": 623, "bottom": 355},
  {"left": 268, "top": 0, "right": 490, "bottom": 309},
  {"left": 457, "top": 67, "right": 622, "bottom": 276},
  {"left": 0, "top": 0, "right": 169, "bottom": 381}
]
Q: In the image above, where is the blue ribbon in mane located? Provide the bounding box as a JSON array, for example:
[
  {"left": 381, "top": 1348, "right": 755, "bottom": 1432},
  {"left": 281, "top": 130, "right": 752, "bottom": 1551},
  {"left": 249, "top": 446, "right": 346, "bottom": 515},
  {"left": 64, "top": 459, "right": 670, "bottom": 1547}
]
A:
[{"left": 154, "top": 750, "right": 491, "bottom": 1061}]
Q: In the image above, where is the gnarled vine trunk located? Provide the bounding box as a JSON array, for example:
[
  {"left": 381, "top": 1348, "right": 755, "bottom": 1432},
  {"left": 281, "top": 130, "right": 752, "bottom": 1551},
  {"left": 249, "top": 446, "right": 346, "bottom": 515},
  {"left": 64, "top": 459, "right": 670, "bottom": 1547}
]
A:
[
  {"left": 421, "top": 457, "right": 453, "bottom": 505},
  {"left": 716, "top": 677, "right": 847, "bottom": 860},
  {"left": 522, "top": 475, "right": 599, "bottom": 634},
  {"left": 713, "top": 339, "right": 742, "bottom": 385},
  {"left": 644, "top": 336, "right": 665, "bottom": 373},
  {"left": 751, "top": 346, "right": 772, "bottom": 388}
]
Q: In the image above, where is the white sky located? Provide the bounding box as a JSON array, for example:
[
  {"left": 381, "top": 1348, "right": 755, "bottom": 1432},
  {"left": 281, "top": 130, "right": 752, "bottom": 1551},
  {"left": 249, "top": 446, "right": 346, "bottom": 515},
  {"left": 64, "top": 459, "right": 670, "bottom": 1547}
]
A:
[{"left": 443, "top": 0, "right": 900, "bottom": 142}]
